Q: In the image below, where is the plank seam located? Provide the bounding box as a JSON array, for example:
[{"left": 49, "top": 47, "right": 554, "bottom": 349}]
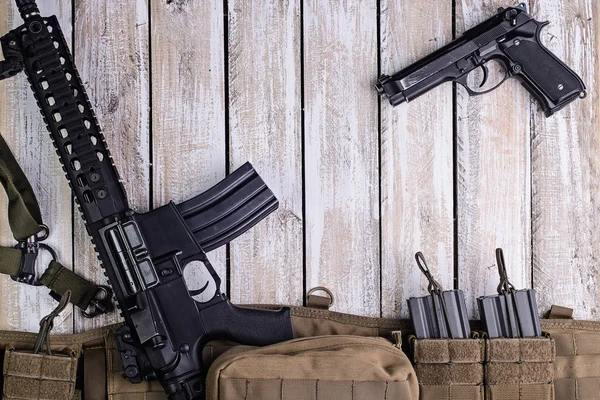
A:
[
  {"left": 70, "top": 0, "right": 76, "bottom": 333},
  {"left": 452, "top": 0, "right": 459, "bottom": 290},
  {"left": 148, "top": 0, "right": 154, "bottom": 213},
  {"left": 300, "top": 0, "right": 307, "bottom": 307},
  {"left": 223, "top": 0, "right": 231, "bottom": 299}
]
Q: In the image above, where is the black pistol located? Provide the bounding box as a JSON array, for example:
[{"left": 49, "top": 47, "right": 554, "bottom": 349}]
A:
[
  {"left": 478, "top": 248, "right": 542, "bottom": 338},
  {"left": 407, "top": 252, "right": 471, "bottom": 339},
  {"left": 376, "top": 3, "right": 586, "bottom": 116},
  {"left": 0, "top": 1, "right": 294, "bottom": 399}
]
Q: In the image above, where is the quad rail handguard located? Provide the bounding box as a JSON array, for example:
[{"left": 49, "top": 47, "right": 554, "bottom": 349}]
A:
[{"left": 0, "top": 1, "right": 294, "bottom": 398}]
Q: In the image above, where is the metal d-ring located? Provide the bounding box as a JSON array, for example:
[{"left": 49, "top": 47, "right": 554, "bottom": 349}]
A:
[
  {"left": 82, "top": 285, "right": 113, "bottom": 318},
  {"left": 36, "top": 224, "right": 50, "bottom": 241},
  {"left": 307, "top": 286, "right": 335, "bottom": 308}
]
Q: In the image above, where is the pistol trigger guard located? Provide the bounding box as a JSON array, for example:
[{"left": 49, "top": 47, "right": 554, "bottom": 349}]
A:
[
  {"left": 455, "top": 74, "right": 478, "bottom": 97},
  {"left": 456, "top": 68, "right": 510, "bottom": 97}
]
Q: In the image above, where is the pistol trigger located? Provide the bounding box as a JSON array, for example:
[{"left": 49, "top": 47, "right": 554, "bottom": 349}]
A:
[{"left": 479, "top": 64, "right": 489, "bottom": 88}]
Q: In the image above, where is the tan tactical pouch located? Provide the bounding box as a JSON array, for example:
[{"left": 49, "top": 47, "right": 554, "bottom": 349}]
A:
[
  {"left": 205, "top": 335, "right": 418, "bottom": 400},
  {"left": 3, "top": 344, "right": 80, "bottom": 399},
  {"left": 0, "top": 305, "right": 600, "bottom": 399},
  {"left": 542, "top": 318, "right": 600, "bottom": 400},
  {"left": 484, "top": 337, "right": 555, "bottom": 400},
  {"left": 410, "top": 337, "right": 485, "bottom": 400}
]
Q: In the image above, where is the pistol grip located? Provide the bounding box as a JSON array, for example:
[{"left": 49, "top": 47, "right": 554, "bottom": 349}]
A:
[
  {"left": 176, "top": 162, "right": 279, "bottom": 252},
  {"left": 201, "top": 301, "right": 294, "bottom": 345},
  {"left": 505, "top": 20, "right": 586, "bottom": 116}
]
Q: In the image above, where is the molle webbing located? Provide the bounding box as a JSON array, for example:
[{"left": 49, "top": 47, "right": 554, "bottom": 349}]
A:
[
  {"left": 3, "top": 345, "right": 79, "bottom": 399},
  {"left": 412, "top": 338, "right": 485, "bottom": 400},
  {"left": 485, "top": 337, "right": 555, "bottom": 400},
  {"left": 0, "top": 325, "right": 117, "bottom": 400},
  {"left": 0, "top": 308, "right": 598, "bottom": 399},
  {"left": 205, "top": 336, "right": 418, "bottom": 400},
  {"left": 544, "top": 319, "right": 600, "bottom": 400}
]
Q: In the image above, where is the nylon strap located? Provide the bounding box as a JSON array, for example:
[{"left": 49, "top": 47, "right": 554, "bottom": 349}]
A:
[
  {"left": 0, "top": 247, "right": 23, "bottom": 276},
  {"left": 0, "top": 132, "right": 101, "bottom": 313},
  {"left": 40, "top": 261, "right": 98, "bottom": 310},
  {"left": 0, "top": 132, "right": 40, "bottom": 280},
  {"left": 0, "top": 133, "right": 42, "bottom": 240}
]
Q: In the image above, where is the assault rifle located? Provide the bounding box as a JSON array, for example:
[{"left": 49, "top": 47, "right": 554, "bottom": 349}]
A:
[
  {"left": 0, "top": 1, "right": 294, "bottom": 398},
  {"left": 376, "top": 3, "right": 586, "bottom": 116}
]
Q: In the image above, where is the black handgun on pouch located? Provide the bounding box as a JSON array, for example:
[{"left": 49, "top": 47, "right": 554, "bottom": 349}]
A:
[
  {"left": 376, "top": 3, "right": 586, "bottom": 116},
  {"left": 0, "top": 1, "right": 293, "bottom": 399}
]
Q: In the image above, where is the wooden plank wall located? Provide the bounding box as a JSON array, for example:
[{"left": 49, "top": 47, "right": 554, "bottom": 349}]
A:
[{"left": 0, "top": 0, "right": 597, "bottom": 334}]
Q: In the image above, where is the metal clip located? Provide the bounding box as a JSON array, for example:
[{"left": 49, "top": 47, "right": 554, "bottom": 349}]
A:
[
  {"left": 477, "top": 248, "right": 542, "bottom": 338},
  {"left": 496, "top": 248, "right": 516, "bottom": 294},
  {"left": 409, "top": 252, "right": 471, "bottom": 339},
  {"left": 415, "top": 252, "right": 443, "bottom": 295},
  {"left": 82, "top": 285, "right": 114, "bottom": 318},
  {"left": 11, "top": 224, "right": 57, "bottom": 286}
]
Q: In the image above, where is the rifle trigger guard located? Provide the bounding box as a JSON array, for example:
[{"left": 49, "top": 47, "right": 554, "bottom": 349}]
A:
[
  {"left": 82, "top": 285, "right": 113, "bottom": 318},
  {"left": 11, "top": 225, "right": 56, "bottom": 286}
]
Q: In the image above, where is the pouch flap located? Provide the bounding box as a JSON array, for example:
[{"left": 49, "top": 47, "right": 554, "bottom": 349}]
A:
[
  {"left": 206, "top": 335, "right": 418, "bottom": 400},
  {"left": 485, "top": 338, "right": 555, "bottom": 363},
  {"left": 412, "top": 338, "right": 485, "bottom": 364}
]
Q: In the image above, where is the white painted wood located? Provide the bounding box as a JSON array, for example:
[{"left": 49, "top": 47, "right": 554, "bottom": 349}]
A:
[
  {"left": 0, "top": 0, "right": 598, "bottom": 333},
  {"left": 531, "top": 0, "right": 599, "bottom": 319},
  {"left": 380, "top": 0, "right": 454, "bottom": 318},
  {"left": 455, "top": 0, "right": 532, "bottom": 317},
  {"left": 304, "top": 0, "right": 380, "bottom": 316},
  {"left": 228, "top": 0, "right": 303, "bottom": 305},
  {"left": 73, "top": 0, "right": 150, "bottom": 332},
  {"left": 0, "top": 0, "right": 73, "bottom": 334},
  {"left": 151, "top": 1, "right": 227, "bottom": 287}
]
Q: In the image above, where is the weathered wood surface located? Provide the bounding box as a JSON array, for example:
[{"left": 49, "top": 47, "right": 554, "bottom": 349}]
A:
[
  {"left": 73, "top": 0, "right": 150, "bottom": 332},
  {"left": 304, "top": 0, "right": 380, "bottom": 316},
  {"left": 455, "top": 0, "right": 532, "bottom": 317},
  {"left": 0, "top": 0, "right": 73, "bottom": 333},
  {"left": 380, "top": 0, "right": 454, "bottom": 318},
  {"left": 151, "top": 1, "right": 227, "bottom": 297},
  {"left": 531, "top": 0, "right": 599, "bottom": 319},
  {"left": 228, "top": 0, "right": 303, "bottom": 305},
  {"left": 0, "top": 0, "right": 598, "bottom": 334}
]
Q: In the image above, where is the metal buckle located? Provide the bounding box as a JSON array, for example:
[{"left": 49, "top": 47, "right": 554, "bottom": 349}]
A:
[
  {"left": 11, "top": 224, "right": 57, "bottom": 286},
  {"left": 82, "top": 285, "right": 114, "bottom": 318}
]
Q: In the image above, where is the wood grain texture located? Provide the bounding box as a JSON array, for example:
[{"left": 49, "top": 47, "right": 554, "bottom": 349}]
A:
[
  {"left": 379, "top": 0, "right": 454, "bottom": 318},
  {"left": 455, "top": 0, "right": 532, "bottom": 317},
  {"left": 0, "top": 0, "right": 599, "bottom": 334},
  {"left": 73, "top": 0, "right": 150, "bottom": 332},
  {"left": 228, "top": 0, "right": 303, "bottom": 305},
  {"left": 151, "top": 1, "right": 227, "bottom": 286},
  {"left": 304, "top": 0, "right": 380, "bottom": 316},
  {"left": 0, "top": 0, "right": 73, "bottom": 334},
  {"left": 531, "top": 0, "right": 599, "bottom": 319}
]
